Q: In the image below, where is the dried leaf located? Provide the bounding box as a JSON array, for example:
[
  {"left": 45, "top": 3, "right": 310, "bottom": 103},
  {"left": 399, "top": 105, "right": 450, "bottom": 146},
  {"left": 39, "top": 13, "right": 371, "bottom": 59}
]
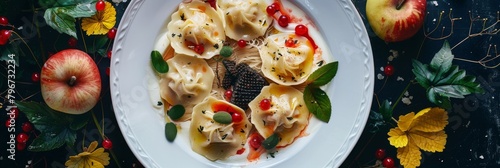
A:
[
  {"left": 388, "top": 128, "right": 408, "bottom": 148},
  {"left": 409, "top": 130, "right": 447, "bottom": 152},
  {"left": 397, "top": 140, "right": 422, "bottom": 168},
  {"left": 397, "top": 112, "right": 415, "bottom": 132},
  {"left": 411, "top": 107, "right": 448, "bottom": 132}
]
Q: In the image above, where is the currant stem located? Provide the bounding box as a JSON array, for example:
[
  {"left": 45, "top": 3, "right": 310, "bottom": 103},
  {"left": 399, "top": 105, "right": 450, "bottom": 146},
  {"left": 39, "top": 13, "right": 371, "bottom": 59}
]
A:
[
  {"left": 396, "top": 0, "right": 406, "bottom": 10},
  {"left": 390, "top": 80, "right": 413, "bottom": 113},
  {"left": 68, "top": 76, "right": 77, "bottom": 86}
]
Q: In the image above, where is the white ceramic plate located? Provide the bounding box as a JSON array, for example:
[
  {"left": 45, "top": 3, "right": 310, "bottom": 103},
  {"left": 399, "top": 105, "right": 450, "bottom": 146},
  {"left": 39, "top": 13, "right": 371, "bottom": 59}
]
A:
[{"left": 111, "top": 0, "right": 373, "bottom": 167}]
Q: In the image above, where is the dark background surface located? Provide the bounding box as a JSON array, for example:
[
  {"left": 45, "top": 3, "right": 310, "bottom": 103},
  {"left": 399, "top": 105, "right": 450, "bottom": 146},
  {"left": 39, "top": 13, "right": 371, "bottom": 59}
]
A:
[{"left": 1, "top": 0, "right": 499, "bottom": 167}]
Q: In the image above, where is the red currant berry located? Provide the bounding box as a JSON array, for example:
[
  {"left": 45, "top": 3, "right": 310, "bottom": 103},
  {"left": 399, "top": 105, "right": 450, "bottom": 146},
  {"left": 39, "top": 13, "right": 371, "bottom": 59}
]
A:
[
  {"left": 295, "top": 24, "right": 308, "bottom": 36},
  {"left": 5, "top": 120, "right": 11, "bottom": 128},
  {"left": 266, "top": 5, "right": 276, "bottom": 15},
  {"left": 375, "top": 148, "right": 386, "bottom": 160},
  {"left": 0, "top": 16, "right": 8, "bottom": 25},
  {"left": 237, "top": 39, "right": 247, "bottom": 48},
  {"left": 271, "top": 3, "right": 280, "bottom": 12},
  {"left": 16, "top": 133, "right": 29, "bottom": 143},
  {"left": 31, "top": 72, "right": 40, "bottom": 82},
  {"left": 194, "top": 44, "right": 204, "bottom": 55},
  {"left": 259, "top": 99, "right": 271, "bottom": 111},
  {"left": 17, "top": 142, "right": 26, "bottom": 151},
  {"left": 285, "top": 38, "right": 295, "bottom": 47},
  {"left": 0, "top": 29, "right": 12, "bottom": 45},
  {"left": 236, "top": 148, "right": 245, "bottom": 155},
  {"left": 224, "top": 90, "right": 233, "bottom": 101},
  {"left": 230, "top": 112, "right": 243, "bottom": 123},
  {"left": 96, "top": 0, "right": 106, "bottom": 11},
  {"left": 10, "top": 108, "right": 19, "bottom": 119},
  {"left": 102, "top": 139, "right": 113, "bottom": 149},
  {"left": 278, "top": 15, "right": 290, "bottom": 27},
  {"left": 107, "top": 28, "right": 117, "bottom": 39},
  {"left": 249, "top": 133, "right": 264, "bottom": 149},
  {"left": 68, "top": 37, "right": 77, "bottom": 48},
  {"left": 382, "top": 157, "right": 395, "bottom": 168},
  {"left": 22, "top": 122, "right": 33, "bottom": 133},
  {"left": 106, "top": 67, "right": 110, "bottom": 76},
  {"left": 107, "top": 50, "right": 112, "bottom": 59},
  {"left": 384, "top": 64, "right": 394, "bottom": 76}
]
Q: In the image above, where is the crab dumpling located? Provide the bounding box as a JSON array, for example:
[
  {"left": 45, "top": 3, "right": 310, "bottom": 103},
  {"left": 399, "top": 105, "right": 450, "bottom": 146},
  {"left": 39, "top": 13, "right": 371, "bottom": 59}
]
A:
[
  {"left": 217, "top": 0, "right": 272, "bottom": 40},
  {"left": 159, "top": 54, "right": 214, "bottom": 121},
  {"left": 190, "top": 96, "right": 252, "bottom": 160},
  {"left": 167, "top": 1, "right": 225, "bottom": 59},
  {"left": 260, "top": 33, "right": 315, "bottom": 86},
  {"left": 249, "top": 84, "right": 310, "bottom": 147}
]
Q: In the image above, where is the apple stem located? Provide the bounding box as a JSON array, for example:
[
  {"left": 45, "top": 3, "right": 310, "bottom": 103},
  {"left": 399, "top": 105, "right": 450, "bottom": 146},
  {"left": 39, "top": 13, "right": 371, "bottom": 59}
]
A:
[
  {"left": 68, "top": 76, "right": 77, "bottom": 86},
  {"left": 396, "top": 0, "right": 406, "bottom": 10}
]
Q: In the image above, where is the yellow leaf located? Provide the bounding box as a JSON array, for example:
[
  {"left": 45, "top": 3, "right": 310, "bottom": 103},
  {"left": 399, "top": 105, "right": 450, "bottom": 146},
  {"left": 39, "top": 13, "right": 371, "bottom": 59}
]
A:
[
  {"left": 410, "top": 130, "right": 447, "bottom": 152},
  {"left": 411, "top": 107, "right": 448, "bottom": 132},
  {"left": 397, "top": 140, "right": 421, "bottom": 168},
  {"left": 398, "top": 112, "right": 415, "bottom": 132},
  {"left": 388, "top": 127, "right": 408, "bottom": 148}
]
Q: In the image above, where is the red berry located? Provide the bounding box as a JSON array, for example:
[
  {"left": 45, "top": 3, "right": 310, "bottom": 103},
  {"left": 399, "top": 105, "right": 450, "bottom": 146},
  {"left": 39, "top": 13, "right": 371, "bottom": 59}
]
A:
[
  {"left": 16, "top": 133, "right": 29, "bottom": 143},
  {"left": 230, "top": 112, "right": 243, "bottom": 123},
  {"left": 193, "top": 44, "right": 204, "bottom": 55},
  {"left": 236, "top": 148, "right": 245, "bottom": 155},
  {"left": 271, "top": 3, "right": 280, "bottom": 12},
  {"left": 259, "top": 99, "right": 271, "bottom": 111},
  {"left": 295, "top": 24, "right": 308, "bottom": 36},
  {"left": 224, "top": 90, "right": 233, "bottom": 100},
  {"left": 249, "top": 133, "right": 264, "bottom": 149},
  {"left": 0, "top": 29, "right": 12, "bottom": 45},
  {"left": 10, "top": 108, "right": 19, "bottom": 119},
  {"left": 22, "top": 122, "right": 33, "bottom": 132},
  {"left": 278, "top": 15, "right": 290, "bottom": 27},
  {"left": 96, "top": 0, "right": 105, "bottom": 11},
  {"left": 266, "top": 5, "right": 276, "bottom": 15},
  {"left": 106, "top": 67, "right": 110, "bottom": 76},
  {"left": 375, "top": 148, "right": 386, "bottom": 160},
  {"left": 102, "top": 139, "right": 113, "bottom": 149},
  {"left": 68, "top": 37, "right": 77, "bottom": 48},
  {"left": 5, "top": 120, "right": 11, "bottom": 128},
  {"left": 107, "top": 28, "right": 117, "bottom": 39},
  {"left": 285, "top": 38, "right": 295, "bottom": 47},
  {"left": 107, "top": 50, "right": 112, "bottom": 59},
  {"left": 31, "top": 72, "right": 40, "bottom": 82},
  {"left": 0, "top": 16, "right": 8, "bottom": 25},
  {"left": 382, "top": 157, "right": 395, "bottom": 168},
  {"left": 17, "top": 142, "right": 26, "bottom": 151},
  {"left": 237, "top": 39, "right": 247, "bottom": 48},
  {"left": 384, "top": 64, "right": 395, "bottom": 76}
]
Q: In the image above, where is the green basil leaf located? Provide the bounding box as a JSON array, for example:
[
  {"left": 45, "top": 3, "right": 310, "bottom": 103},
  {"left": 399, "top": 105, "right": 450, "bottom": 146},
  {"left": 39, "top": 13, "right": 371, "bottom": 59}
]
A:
[
  {"left": 213, "top": 111, "right": 232, "bottom": 124},
  {"left": 165, "top": 122, "right": 177, "bottom": 142},
  {"left": 262, "top": 133, "right": 279, "bottom": 150},
  {"left": 307, "top": 61, "right": 338, "bottom": 87},
  {"left": 303, "top": 85, "right": 331, "bottom": 123},
  {"left": 151, "top": 50, "right": 169, "bottom": 73},
  {"left": 379, "top": 100, "right": 392, "bottom": 122},
  {"left": 167, "top": 104, "right": 185, "bottom": 120}
]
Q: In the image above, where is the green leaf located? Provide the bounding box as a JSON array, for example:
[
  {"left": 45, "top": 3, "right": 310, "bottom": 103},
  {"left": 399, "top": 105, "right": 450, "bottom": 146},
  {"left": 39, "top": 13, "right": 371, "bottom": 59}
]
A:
[
  {"left": 56, "top": 0, "right": 96, "bottom": 7},
  {"left": 43, "top": 2, "right": 96, "bottom": 38},
  {"left": 306, "top": 61, "right": 339, "bottom": 87},
  {"left": 303, "top": 85, "right": 332, "bottom": 122},
  {"left": 379, "top": 100, "right": 392, "bottom": 122},
  {"left": 368, "top": 110, "right": 387, "bottom": 133},
  {"left": 165, "top": 122, "right": 177, "bottom": 142},
  {"left": 412, "top": 59, "right": 433, "bottom": 88},
  {"left": 167, "top": 104, "right": 185, "bottom": 121},
  {"left": 213, "top": 111, "right": 232, "bottom": 124},
  {"left": 15, "top": 101, "right": 89, "bottom": 151},
  {"left": 89, "top": 35, "right": 108, "bottom": 53},
  {"left": 430, "top": 41, "right": 453, "bottom": 73},
  {"left": 151, "top": 50, "right": 169, "bottom": 73},
  {"left": 262, "top": 133, "right": 279, "bottom": 150}
]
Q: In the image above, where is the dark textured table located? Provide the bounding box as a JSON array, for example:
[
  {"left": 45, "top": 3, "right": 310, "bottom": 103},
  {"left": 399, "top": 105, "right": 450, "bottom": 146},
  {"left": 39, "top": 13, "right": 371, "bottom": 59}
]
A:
[{"left": 1, "top": 0, "right": 499, "bottom": 167}]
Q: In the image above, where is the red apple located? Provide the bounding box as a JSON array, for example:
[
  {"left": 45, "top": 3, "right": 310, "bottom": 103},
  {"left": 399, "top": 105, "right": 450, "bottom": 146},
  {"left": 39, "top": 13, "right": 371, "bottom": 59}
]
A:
[
  {"left": 366, "top": 0, "right": 426, "bottom": 42},
  {"left": 41, "top": 49, "right": 101, "bottom": 114}
]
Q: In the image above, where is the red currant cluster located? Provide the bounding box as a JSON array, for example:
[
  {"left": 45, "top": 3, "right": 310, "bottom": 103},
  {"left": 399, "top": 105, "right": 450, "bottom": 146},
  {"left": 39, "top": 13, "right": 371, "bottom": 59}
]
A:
[
  {"left": 266, "top": 2, "right": 290, "bottom": 28},
  {"left": 0, "top": 16, "right": 12, "bottom": 46},
  {"left": 375, "top": 148, "right": 396, "bottom": 168}
]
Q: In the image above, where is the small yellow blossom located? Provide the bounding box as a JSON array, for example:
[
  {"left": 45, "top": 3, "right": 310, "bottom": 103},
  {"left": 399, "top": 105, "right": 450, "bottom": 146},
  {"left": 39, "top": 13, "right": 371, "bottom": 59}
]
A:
[
  {"left": 388, "top": 107, "right": 448, "bottom": 168},
  {"left": 82, "top": 1, "right": 116, "bottom": 35},
  {"left": 65, "top": 141, "right": 110, "bottom": 168}
]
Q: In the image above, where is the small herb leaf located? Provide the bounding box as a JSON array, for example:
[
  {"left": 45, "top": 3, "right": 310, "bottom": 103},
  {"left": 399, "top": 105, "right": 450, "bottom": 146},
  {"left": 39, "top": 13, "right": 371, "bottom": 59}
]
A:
[
  {"left": 168, "top": 105, "right": 185, "bottom": 120},
  {"left": 306, "top": 61, "right": 338, "bottom": 87},
  {"left": 220, "top": 46, "right": 233, "bottom": 58},
  {"left": 213, "top": 111, "right": 232, "bottom": 124},
  {"left": 379, "top": 100, "right": 392, "bottom": 122},
  {"left": 262, "top": 133, "right": 279, "bottom": 150},
  {"left": 303, "top": 85, "right": 332, "bottom": 123},
  {"left": 165, "top": 122, "right": 177, "bottom": 142},
  {"left": 151, "top": 50, "right": 169, "bottom": 73}
]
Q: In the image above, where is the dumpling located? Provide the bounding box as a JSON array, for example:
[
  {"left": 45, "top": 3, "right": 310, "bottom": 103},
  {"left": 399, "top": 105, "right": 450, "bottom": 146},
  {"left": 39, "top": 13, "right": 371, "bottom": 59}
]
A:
[
  {"left": 190, "top": 96, "right": 252, "bottom": 160},
  {"left": 217, "top": 0, "right": 273, "bottom": 40},
  {"left": 167, "top": 1, "right": 225, "bottom": 59},
  {"left": 249, "top": 84, "right": 309, "bottom": 147},
  {"left": 259, "top": 33, "right": 315, "bottom": 86},
  {"left": 159, "top": 54, "right": 214, "bottom": 121}
]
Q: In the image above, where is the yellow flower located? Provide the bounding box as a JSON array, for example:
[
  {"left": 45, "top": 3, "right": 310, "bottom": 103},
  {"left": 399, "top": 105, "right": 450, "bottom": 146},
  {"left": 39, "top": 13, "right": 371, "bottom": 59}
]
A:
[
  {"left": 65, "top": 141, "right": 110, "bottom": 168},
  {"left": 82, "top": 1, "right": 116, "bottom": 35},
  {"left": 388, "top": 107, "right": 448, "bottom": 168}
]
